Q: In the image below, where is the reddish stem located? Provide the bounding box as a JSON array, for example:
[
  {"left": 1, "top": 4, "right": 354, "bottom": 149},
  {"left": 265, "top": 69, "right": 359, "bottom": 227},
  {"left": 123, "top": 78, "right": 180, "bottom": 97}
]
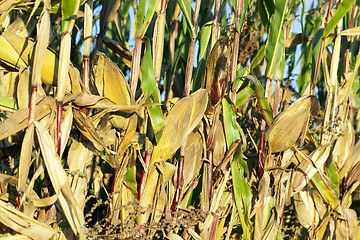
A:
[
  {"left": 184, "top": 38, "right": 196, "bottom": 96},
  {"left": 170, "top": 155, "right": 184, "bottom": 215},
  {"left": 258, "top": 121, "right": 265, "bottom": 179},
  {"left": 138, "top": 151, "right": 151, "bottom": 200},
  {"left": 107, "top": 168, "right": 118, "bottom": 224},
  {"left": 210, "top": 0, "right": 220, "bottom": 49},
  {"left": 207, "top": 149, "right": 214, "bottom": 203},
  {"left": 183, "top": 0, "right": 201, "bottom": 96},
  {"left": 56, "top": 102, "right": 63, "bottom": 156},
  {"left": 209, "top": 214, "right": 219, "bottom": 240},
  {"left": 311, "top": 0, "right": 332, "bottom": 95},
  {"left": 311, "top": 39, "right": 324, "bottom": 95},
  {"left": 81, "top": 58, "right": 89, "bottom": 115},
  {"left": 161, "top": 0, "right": 168, "bottom": 11},
  {"left": 273, "top": 78, "right": 281, "bottom": 117}
]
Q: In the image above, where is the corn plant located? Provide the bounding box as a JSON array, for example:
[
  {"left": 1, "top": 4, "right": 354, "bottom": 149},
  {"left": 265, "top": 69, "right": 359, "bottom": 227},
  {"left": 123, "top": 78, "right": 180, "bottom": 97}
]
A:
[{"left": 0, "top": 0, "right": 360, "bottom": 239}]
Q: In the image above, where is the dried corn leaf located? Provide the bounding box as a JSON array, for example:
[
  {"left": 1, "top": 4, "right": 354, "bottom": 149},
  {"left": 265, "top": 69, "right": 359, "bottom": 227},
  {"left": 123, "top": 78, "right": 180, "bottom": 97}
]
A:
[
  {"left": 71, "top": 92, "right": 141, "bottom": 113},
  {"left": 294, "top": 186, "right": 319, "bottom": 229},
  {"left": 56, "top": 32, "right": 72, "bottom": 103},
  {"left": 73, "top": 109, "right": 107, "bottom": 152},
  {"left": 335, "top": 207, "right": 358, "bottom": 239},
  {"left": 0, "top": 173, "right": 18, "bottom": 186},
  {"left": 115, "top": 114, "right": 137, "bottom": 167},
  {"left": 167, "top": 233, "right": 184, "bottom": 240},
  {"left": 213, "top": 122, "right": 226, "bottom": 166},
  {"left": 59, "top": 106, "right": 73, "bottom": 157},
  {"left": 92, "top": 52, "right": 133, "bottom": 130},
  {"left": 137, "top": 162, "right": 176, "bottom": 225},
  {"left": 201, "top": 35, "right": 234, "bottom": 107},
  {"left": 31, "top": 5, "right": 50, "bottom": 87},
  {"left": 150, "top": 89, "right": 208, "bottom": 166},
  {"left": 0, "top": 95, "right": 55, "bottom": 141},
  {"left": 182, "top": 130, "right": 203, "bottom": 192},
  {"left": 0, "top": 31, "right": 80, "bottom": 92},
  {"left": 16, "top": 68, "right": 31, "bottom": 109},
  {"left": 254, "top": 173, "right": 273, "bottom": 240},
  {"left": 292, "top": 144, "right": 331, "bottom": 193},
  {"left": 67, "top": 140, "right": 94, "bottom": 210},
  {"left": 111, "top": 150, "right": 135, "bottom": 224},
  {"left": 30, "top": 194, "right": 59, "bottom": 208},
  {"left": 339, "top": 140, "right": 360, "bottom": 180},
  {"left": 0, "top": 235, "right": 31, "bottom": 240},
  {"left": 17, "top": 124, "right": 34, "bottom": 193},
  {"left": 265, "top": 95, "right": 318, "bottom": 153},
  {"left": 103, "top": 36, "right": 132, "bottom": 68},
  {"left": 34, "top": 121, "right": 85, "bottom": 237},
  {"left": 201, "top": 171, "right": 230, "bottom": 239},
  {"left": 0, "top": 200, "right": 56, "bottom": 240}
]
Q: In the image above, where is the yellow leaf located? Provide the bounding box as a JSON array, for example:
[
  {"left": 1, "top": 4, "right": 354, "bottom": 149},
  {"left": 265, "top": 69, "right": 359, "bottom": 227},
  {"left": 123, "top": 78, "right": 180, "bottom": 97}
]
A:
[
  {"left": 150, "top": 89, "right": 208, "bottom": 166},
  {"left": 265, "top": 95, "right": 318, "bottom": 153}
]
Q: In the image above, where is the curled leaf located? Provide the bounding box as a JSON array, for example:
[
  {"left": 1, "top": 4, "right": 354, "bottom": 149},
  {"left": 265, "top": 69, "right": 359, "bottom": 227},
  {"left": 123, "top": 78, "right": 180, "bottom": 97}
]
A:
[
  {"left": 265, "top": 95, "right": 318, "bottom": 153},
  {"left": 202, "top": 34, "right": 234, "bottom": 107},
  {"left": 150, "top": 89, "right": 208, "bottom": 166}
]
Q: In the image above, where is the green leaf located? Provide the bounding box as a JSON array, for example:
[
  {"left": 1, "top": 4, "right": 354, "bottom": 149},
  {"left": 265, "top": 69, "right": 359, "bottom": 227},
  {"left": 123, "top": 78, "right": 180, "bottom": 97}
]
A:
[
  {"left": 245, "top": 76, "right": 274, "bottom": 126},
  {"left": 322, "top": 0, "right": 357, "bottom": 38},
  {"left": 193, "top": 23, "right": 212, "bottom": 91},
  {"left": 236, "top": 86, "right": 255, "bottom": 108},
  {"left": 61, "top": 0, "right": 80, "bottom": 32},
  {"left": 257, "top": 0, "right": 269, "bottom": 30},
  {"left": 0, "top": 97, "right": 17, "bottom": 110},
  {"left": 250, "top": 44, "right": 265, "bottom": 70},
  {"left": 327, "top": 160, "right": 340, "bottom": 198},
  {"left": 223, "top": 98, "right": 252, "bottom": 239},
  {"left": 141, "top": 37, "right": 164, "bottom": 143},
  {"left": 265, "top": 0, "right": 288, "bottom": 79},
  {"left": 223, "top": 97, "right": 249, "bottom": 176},
  {"left": 231, "top": 153, "right": 252, "bottom": 240},
  {"left": 237, "top": 0, "right": 250, "bottom": 33},
  {"left": 134, "top": 0, "right": 158, "bottom": 38},
  {"left": 312, "top": 28, "right": 324, "bottom": 82},
  {"left": 312, "top": 173, "right": 339, "bottom": 209},
  {"left": 177, "top": 0, "right": 196, "bottom": 38}
]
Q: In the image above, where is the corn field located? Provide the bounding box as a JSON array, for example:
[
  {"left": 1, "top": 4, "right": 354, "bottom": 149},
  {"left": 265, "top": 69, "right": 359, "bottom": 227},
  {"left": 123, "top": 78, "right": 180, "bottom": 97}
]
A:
[{"left": 0, "top": 0, "right": 360, "bottom": 239}]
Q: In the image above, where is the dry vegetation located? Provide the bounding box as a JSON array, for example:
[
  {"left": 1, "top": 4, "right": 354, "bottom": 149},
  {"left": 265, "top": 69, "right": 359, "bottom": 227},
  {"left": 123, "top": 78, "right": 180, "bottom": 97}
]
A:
[{"left": 0, "top": 0, "right": 360, "bottom": 239}]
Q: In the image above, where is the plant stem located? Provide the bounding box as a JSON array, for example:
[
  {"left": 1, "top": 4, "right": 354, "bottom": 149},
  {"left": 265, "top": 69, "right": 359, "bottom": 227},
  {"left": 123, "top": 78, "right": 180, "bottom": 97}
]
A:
[
  {"left": 81, "top": 0, "right": 93, "bottom": 115},
  {"left": 81, "top": 58, "right": 89, "bottom": 115},
  {"left": 164, "top": 3, "right": 180, "bottom": 105},
  {"left": 130, "top": 38, "right": 142, "bottom": 96},
  {"left": 207, "top": 149, "right": 214, "bottom": 202},
  {"left": 273, "top": 78, "right": 281, "bottom": 117},
  {"left": 170, "top": 155, "right": 184, "bottom": 215},
  {"left": 56, "top": 102, "right": 63, "bottom": 156},
  {"left": 138, "top": 150, "right": 150, "bottom": 200},
  {"left": 311, "top": 0, "right": 332, "bottom": 95},
  {"left": 258, "top": 120, "right": 265, "bottom": 179},
  {"left": 259, "top": 77, "right": 271, "bottom": 178},
  {"left": 184, "top": 39, "right": 196, "bottom": 96},
  {"left": 210, "top": 0, "right": 221, "bottom": 49},
  {"left": 229, "top": 0, "right": 243, "bottom": 102},
  {"left": 209, "top": 214, "right": 219, "bottom": 240},
  {"left": 183, "top": 0, "right": 201, "bottom": 96},
  {"left": 29, "top": 87, "right": 37, "bottom": 125},
  {"left": 154, "top": 0, "right": 167, "bottom": 87},
  {"left": 170, "top": 0, "right": 201, "bottom": 215}
]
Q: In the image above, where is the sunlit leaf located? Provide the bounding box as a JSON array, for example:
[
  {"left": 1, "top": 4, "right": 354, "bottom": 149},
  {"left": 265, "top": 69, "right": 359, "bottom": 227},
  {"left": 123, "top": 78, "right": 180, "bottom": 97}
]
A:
[
  {"left": 141, "top": 37, "right": 164, "bottom": 143},
  {"left": 150, "top": 89, "right": 208, "bottom": 166}
]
